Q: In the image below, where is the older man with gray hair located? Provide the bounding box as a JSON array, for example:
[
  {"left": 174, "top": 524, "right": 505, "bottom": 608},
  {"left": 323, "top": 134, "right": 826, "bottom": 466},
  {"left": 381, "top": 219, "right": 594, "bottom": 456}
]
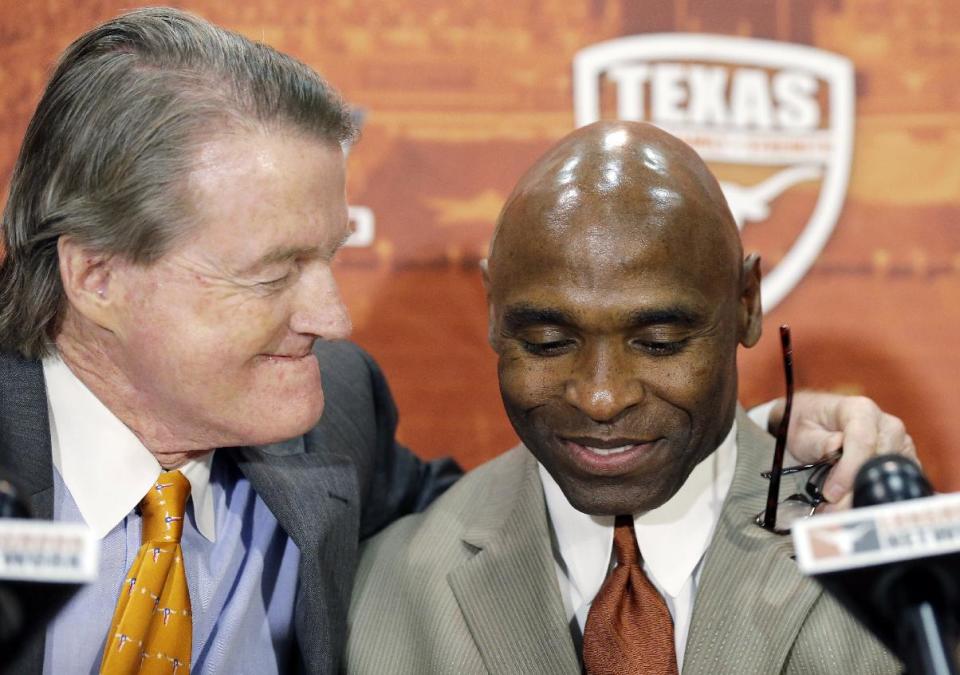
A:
[
  {"left": 0, "top": 9, "right": 459, "bottom": 674},
  {"left": 0, "top": 7, "right": 916, "bottom": 675}
]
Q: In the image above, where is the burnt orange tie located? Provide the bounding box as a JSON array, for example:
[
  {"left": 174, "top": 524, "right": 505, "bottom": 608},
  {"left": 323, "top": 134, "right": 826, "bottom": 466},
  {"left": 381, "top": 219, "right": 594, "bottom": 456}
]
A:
[
  {"left": 100, "top": 470, "right": 192, "bottom": 675},
  {"left": 582, "top": 515, "right": 679, "bottom": 675}
]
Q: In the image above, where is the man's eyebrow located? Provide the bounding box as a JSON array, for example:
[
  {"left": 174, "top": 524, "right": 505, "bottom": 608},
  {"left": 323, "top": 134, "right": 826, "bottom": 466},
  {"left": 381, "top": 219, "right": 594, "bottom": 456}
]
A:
[
  {"left": 237, "top": 245, "right": 317, "bottom": 275},
  {"left": 501, "top": 305, "right": 703, "bottom": 332},
  {"left": 502, "top": 306, "right": 573, "bottom": 331},
  {"left": 625, "top": 306, "right": 702, "bottom": 327},
  {"left": 236, "top": 226, "right": 353, "bottom": 276}
]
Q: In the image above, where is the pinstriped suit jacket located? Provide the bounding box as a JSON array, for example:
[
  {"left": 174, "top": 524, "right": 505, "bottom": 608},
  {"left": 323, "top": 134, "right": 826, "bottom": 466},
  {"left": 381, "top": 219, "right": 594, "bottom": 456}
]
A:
[
  {"left": 346, "top": 409, "right": 900, "bottom": 674},
  {"left": 0, "top": 341, "right": 459, "bottom": 675}
]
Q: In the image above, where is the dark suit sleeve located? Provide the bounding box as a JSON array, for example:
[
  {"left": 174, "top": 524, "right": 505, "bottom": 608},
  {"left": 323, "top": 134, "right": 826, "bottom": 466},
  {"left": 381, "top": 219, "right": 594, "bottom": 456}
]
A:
[{"left": 356, "top": 348, "right": 462, "bottom": 540}]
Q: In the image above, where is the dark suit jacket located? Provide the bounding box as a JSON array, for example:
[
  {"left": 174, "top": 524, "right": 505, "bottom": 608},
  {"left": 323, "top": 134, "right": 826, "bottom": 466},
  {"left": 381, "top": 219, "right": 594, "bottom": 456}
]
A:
[{"left": 0, "top": 340, "right": 459, "bottom": 674}]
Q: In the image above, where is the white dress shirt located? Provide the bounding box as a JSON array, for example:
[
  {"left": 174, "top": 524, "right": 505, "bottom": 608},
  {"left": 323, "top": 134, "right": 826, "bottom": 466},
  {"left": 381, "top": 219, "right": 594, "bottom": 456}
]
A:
[
  {"left": 539, "top": 401, "right": 775, "bottom": 669},
  {"left": 541, "top": 419, "right": 752, "bottom": 670},
  {"left": 43, "top": 355, "right": 216, "bottom": 541},
  {"left": 42, "top": 355, "right": 302, "bottom": 674}
]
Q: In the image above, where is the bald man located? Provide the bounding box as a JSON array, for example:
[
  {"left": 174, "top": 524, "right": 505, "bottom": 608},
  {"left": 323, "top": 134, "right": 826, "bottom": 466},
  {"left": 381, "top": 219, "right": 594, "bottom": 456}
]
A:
[{"left": 344, "top": 122, "right": 899, "bottom": 674}]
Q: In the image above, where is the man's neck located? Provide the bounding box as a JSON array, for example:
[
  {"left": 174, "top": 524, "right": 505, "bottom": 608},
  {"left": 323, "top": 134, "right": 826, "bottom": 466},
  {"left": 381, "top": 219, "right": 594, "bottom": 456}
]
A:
[{"left": 55, "top": 323, "right": 216, "bottom": 469}]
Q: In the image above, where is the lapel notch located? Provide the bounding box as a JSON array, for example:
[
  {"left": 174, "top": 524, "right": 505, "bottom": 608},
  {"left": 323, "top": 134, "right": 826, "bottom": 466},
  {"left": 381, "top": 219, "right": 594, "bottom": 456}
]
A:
[{"left": 448, "top": 449, "right": 580, "bottom": 675}]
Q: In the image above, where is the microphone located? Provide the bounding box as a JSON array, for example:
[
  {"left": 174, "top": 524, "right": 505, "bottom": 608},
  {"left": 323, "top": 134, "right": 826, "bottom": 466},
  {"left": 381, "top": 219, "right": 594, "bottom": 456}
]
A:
[
  {"left": 0, "top": 474, "right": 29, "bottom": 519},
  {"left": 0, "top": 468, "right": 98, "bottom": 665},
  {"left": 793, "top": 456, "right": 960, "bottom": 675},
  {"left": 0, "top": 471, "right": 29, "bottom": 649}
]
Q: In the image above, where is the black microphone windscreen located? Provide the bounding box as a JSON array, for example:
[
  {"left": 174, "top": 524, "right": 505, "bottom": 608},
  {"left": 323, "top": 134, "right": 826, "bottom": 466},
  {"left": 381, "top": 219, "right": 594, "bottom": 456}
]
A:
[{"left": 853, "top": 455, "right": 933, "bottom": 508}]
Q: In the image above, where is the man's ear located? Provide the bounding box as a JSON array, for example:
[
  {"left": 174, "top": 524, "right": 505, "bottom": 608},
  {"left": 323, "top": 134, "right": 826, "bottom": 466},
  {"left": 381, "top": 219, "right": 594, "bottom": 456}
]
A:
[
  {"left": 57, "top": 236, "right": 120, "bottom": 330},
  {"left": 479, "top": 258, "right": 497, "bottom": 349},
  {"left": 738, "top": 252, "right": 762, "bottom": 348}
]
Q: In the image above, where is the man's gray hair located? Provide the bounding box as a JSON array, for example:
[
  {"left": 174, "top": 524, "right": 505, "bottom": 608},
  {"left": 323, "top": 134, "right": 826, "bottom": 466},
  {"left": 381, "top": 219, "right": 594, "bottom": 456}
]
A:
[{"left": 0, "top": 7, "right": 357, "bottom": 359}]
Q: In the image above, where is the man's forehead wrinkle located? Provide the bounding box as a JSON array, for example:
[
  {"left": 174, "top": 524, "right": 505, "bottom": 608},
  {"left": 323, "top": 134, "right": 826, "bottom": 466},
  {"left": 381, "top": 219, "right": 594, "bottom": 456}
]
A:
[
  {"left": 166, "top": 245, "right": 230, "bottom": 280},
  {"left": 165, "top": 247, "right": 249, "bottom": 285}
]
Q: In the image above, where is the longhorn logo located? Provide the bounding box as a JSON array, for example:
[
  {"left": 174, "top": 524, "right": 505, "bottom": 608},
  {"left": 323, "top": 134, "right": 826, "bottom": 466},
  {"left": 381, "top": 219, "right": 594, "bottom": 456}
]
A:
[{"left": 574, "top": 34, "right": 854, "bottom": 311}]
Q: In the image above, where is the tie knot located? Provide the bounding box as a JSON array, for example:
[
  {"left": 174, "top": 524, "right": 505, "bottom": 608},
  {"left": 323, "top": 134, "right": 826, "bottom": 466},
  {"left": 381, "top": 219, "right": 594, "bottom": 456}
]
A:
[
  {"left": 612, "top": 514, "right": 639, "bottom": 566},
  {"left": 140, "top": 470, "right": 190, "bottom": 544}
]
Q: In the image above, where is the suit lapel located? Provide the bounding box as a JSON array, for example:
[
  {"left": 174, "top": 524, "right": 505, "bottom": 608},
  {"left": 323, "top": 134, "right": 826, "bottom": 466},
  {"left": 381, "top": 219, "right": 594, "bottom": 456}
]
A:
[
  {"left": 448, "top": 449, "right": 580, "bottom": 675},
  {"left": 683, "top": 409, "right": 823, "bottom": 675},
  {"left": 234, "top": 438, "right": 356, "bottom": 548},
  {"left": 234, "top": 441, "right": 358, "bottom": 674}
]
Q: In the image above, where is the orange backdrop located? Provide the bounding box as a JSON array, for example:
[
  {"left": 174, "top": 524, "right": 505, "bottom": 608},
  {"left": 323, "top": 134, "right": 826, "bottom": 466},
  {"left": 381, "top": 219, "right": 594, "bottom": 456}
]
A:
[{"left": 2, "top": 1, "right": 958, "bottom": 488}]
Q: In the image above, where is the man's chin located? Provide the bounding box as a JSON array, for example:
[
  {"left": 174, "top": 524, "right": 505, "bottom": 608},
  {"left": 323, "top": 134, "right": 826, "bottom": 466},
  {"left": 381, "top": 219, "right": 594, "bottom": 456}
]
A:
[
  {"left": 283, "top": 395, "right": 326, "bottom": 438},
  {"left": 236, "top": 392, "right": 325, "bottom": 447},
  {"left": 559, "top": 478, "right": 671, "bottom": 517}
]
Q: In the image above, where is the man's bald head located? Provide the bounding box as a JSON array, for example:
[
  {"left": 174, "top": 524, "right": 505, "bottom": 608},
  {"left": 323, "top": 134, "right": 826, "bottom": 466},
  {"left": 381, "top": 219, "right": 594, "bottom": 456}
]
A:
[
  {"left": 483, "top": 121, "right": 762, "bottom": 516},
  {"left": 488, "top": 121, "right": 742, "bottom": 295}
]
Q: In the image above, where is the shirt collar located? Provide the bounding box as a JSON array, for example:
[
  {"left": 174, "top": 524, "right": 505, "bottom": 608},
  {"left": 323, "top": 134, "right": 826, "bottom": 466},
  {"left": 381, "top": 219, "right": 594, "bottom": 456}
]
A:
[
  {"left": 43, "top": 355, "right": 216, "bottom": 542},
  {"left": 539, "top": 421, "right": 738, "bottom": 605}
]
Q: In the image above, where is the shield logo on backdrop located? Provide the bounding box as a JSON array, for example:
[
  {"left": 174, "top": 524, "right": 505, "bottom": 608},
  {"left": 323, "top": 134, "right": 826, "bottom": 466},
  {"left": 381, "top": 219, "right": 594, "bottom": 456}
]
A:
[{"left": 573, "top": 34, "right": 855, "bottom": 312}]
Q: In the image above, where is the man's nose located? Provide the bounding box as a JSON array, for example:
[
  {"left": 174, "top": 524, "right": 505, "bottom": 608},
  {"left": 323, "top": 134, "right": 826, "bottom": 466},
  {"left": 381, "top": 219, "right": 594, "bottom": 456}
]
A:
[
  {"left": 290, "top": 264, "right": 352, "bottom": 340},
  {"left": 563, "top": 345, "right": 644, "bottom": 423}
]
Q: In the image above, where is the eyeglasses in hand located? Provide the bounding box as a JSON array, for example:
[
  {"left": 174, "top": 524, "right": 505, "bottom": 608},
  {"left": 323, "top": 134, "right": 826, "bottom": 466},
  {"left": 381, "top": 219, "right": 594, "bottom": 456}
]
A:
[{"left": 755, "top": 325, "right": 841, "bottom": 535}]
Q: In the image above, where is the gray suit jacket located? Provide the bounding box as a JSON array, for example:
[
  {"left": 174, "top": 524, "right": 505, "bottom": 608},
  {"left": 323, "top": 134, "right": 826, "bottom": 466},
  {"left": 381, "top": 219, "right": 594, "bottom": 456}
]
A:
[
  {"left": 0, "top": 340, "right": 459, "bottom": 675},
  {"left": 346, "top": 410, "right": 900, "bottom": 674}
]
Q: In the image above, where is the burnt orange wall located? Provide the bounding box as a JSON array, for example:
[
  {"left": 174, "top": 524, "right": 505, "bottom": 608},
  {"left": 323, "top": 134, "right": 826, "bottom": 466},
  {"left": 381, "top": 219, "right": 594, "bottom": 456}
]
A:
[{"left": 2, "top": 1, "right": 959, "bottom": 488}]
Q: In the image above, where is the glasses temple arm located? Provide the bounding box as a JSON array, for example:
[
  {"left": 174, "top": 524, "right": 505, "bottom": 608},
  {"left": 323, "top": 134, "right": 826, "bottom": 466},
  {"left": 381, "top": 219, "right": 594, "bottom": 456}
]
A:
[{"left": 761, "top": 325, "right": 794, "bottom": 530}]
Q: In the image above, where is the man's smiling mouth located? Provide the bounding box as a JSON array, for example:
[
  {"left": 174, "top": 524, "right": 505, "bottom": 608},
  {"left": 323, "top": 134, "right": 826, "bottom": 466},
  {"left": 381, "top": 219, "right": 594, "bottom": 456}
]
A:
[
  {"left": 564, "top": 436, "right": 655, "bottom": 450},
  {"left": 580, "top": 444, "right": 634, "bottom": 456},
  {"left": 559, "top": 435, "right": 663, "bottom": 474}
]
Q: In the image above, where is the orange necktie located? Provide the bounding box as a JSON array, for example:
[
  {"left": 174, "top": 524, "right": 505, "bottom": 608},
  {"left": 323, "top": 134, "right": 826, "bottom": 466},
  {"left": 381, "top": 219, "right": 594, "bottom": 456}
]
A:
[
  {"left": 582, "top": 514, "right": 679, "bottom": 675},
  {"left": 100, "top": 470, "right": 192, "bottom": 675}
]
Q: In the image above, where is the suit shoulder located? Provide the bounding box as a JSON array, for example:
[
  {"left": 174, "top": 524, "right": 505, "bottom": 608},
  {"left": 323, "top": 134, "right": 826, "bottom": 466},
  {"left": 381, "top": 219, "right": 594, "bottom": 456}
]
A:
[
  {"left": 304, "top": 341, "right": 386, "bottom": 448},
  {"left": 0, "top": 349, "right": 43, "bottom": 398},
  {"left": 356, "top": 447, "right": 530, "bottom": 574},
  {"left": 313, "top": 339, "right": 374, "bottom": 380},
  {"left": 310, "top": 340, "right": 396, "bottom": 418}
]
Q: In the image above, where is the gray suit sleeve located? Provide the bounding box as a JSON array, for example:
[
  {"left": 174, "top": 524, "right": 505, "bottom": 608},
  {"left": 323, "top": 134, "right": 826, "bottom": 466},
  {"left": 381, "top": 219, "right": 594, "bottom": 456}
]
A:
[{"left": 355, "top": 348, "right": 462, "bottom": 540}]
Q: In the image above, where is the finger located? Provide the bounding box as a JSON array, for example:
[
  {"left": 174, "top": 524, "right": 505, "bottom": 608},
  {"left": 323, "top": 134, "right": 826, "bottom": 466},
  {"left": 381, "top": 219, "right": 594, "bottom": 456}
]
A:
[
  {"left": 873, "top": 414, "right": 907, "bottom": 457},
  {"left": 816, "top": 430, "right": 845, "bottom": 458},
  {"left": 903, "top": 434, "right": 919, "bottom": 465},
  {"left": 818, "top": 492, "right": 852, "bottom": 514},
  {"left": 880, "top": 429, "right": 921, "bottom": 473},
  {"left": 822, "top": 457, "right": 857, "bottom": 505},
  {"left": 765, "top": 397, "right": 787, "bottom": 435},
  {"left": 834, "top": 397, "right": 882, "bottom": 457},
  {"left": 822, "top": 403, "right": 880, "bottom": 504}
]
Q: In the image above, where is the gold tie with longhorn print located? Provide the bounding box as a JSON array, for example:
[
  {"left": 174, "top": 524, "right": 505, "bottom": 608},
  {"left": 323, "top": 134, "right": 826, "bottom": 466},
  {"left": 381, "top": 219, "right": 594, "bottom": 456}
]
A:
[{"left": 100, "top": 470, "right": 192, "bottom": 675}]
